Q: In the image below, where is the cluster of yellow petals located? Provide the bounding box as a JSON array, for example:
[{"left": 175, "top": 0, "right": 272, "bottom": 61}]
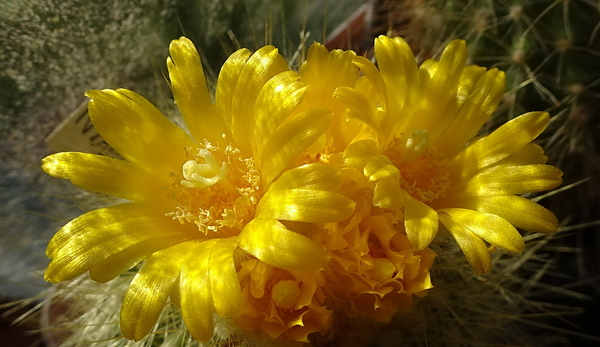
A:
[{"left": 41, "top": 34, "right": 561, "bottom": 345}]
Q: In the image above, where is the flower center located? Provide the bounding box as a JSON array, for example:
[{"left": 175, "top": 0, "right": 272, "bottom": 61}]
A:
[
  {"left": 167, "top": 143, "right": 262, "bottom": 237},
  {"left": 384, "top": 130, "right": 451, "bottom": 204}
]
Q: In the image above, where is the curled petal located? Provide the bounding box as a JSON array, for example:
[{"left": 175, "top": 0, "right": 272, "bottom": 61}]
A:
[
  {"left": 373, "top": 177, "right": 405, "bottom": 211},
  {"left": 334, "top": 86, "right": 378, "bottom": 129},
  {"left": 343, "top": 139, "right": 399, "bottom": 181},
  {"left": 258, "top": 189, "right": 355, "bottom": 223},
  {"left": 238, "top": 218, "right": 328, "bottom": 271},
  {"left": 262, "top": 107, "right": 332, "bottom": 184},
  {"left": 438, "top": 212, "right": 492, "bottom": 275},
  {"left": 270, "top": 163, "right": 344, "bottom": 191},
  {"left": 353, "top": 56, "right": 387, "bottom": 109},
  {"left": 405, "top": 196, "right": 439, "bottom": 251}
]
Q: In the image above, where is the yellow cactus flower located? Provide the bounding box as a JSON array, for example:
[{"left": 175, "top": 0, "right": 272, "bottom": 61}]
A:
[
  {"left": 277, "top": 42, "right": 436, "bottom": 321},
  {"left": 41, "top": 37, "right": 354, "bottom": 342},
  {"left": 233, "top": 259, "right": 332, "bottom": 344},
  {"left": 339, "top": 36, "right": 563, "bottom": 274}
]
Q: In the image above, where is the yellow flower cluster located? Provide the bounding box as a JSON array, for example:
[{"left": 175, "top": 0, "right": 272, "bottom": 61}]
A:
[{"left": 42, "top": 35, "right": 562, "bottom": 344}]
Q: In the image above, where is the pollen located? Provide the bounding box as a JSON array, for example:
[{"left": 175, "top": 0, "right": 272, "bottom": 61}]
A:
[
  {"left": 167, "top": 143, "right": 262, "bottom": 237},
  {"left": 384, "top": 131, "right": 451, "bottom": 204}
]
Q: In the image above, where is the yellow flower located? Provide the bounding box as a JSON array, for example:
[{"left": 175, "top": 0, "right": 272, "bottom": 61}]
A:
[
  {"left": 233, "top": 259, "right": 331, "bottom": 344},
  {"left": 339, "top": 36, "right": 563, "bottom": 274},
  {"left": 289, "top": 42, "right": 436, "bottom": 322},
  {"left": 41, "top": 37, "right": 354, "bottom": 341}
]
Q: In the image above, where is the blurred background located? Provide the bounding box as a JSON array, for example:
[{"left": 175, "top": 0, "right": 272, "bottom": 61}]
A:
[{"left": 1, "top": 0, "right": 599, "bottom": 345}]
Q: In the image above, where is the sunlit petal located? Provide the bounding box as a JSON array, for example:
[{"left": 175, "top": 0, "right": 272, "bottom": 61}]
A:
[
  {"left": 85, "top": 89, "right": 195, "bottom": 177},
  {"left": 42, "top": 152, "right": 168, "bottom": 202},
  {"left": 440, "top": 208, "right": 524, "bottom": 253},
  {"left": 180, "top": 240, "right": 216, "bottom": 342},
  {"left": 405, "top": 197, "right": 439, "bottom": 251},
  {"left": 258, "top": 189, "right": 355, "bottom": 223},
  {"left": 121, "top": 241, "right": 199, "bottom": 341},
  {"left": 238, "top": 219, "right": 328, "bottom": 270},
  {"left": 439, "top": 212, "right": 491, "bottom": 275},
  {"left": 168, "top": 37, "right": 223, "bottom": 145},
  {"left": 262, "top": 107, "right": 332, "bottom": 184}
]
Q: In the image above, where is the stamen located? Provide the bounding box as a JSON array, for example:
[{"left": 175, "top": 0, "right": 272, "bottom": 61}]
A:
[{"left": 168, "top": 144, "right": 262, "bottom": 237}]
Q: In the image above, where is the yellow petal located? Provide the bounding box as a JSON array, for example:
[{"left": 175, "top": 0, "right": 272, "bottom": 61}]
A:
[
  {"left": 433, "top": 68, "right": 506, "bottom": 157},
  {"left": 450, "top": 195, "right": 558, "bottom": 233},
  {"left": 88, "top": 238, "right": 172, "bottom": 283},
  {"left": 215, "top": 48, "right": 252, "bottom": 131},
  {"left": 395, "top": 40, "right": 467, "bottom": 137},
  {"left": 373, "top": 177, "right": 405, "bottom": 211},
  {"left": 252, "top": 71, "right": 307, "bottom": 163},
  {"left": 461, "top": 112, "right": 550, "bottom": 171},
  {"left": 494, "top": 143, "right": 548, "bottom": 166},
  {"left": 404, "top": 195, "right": 439, "bottom": 250},
  {"left": 449, "top": 164, "right": 563, "bottom": 197},
  {"left": 300, "top": 42, "right": 359, "bottom": 90},
  {"left": 258, "top": 188, "right": 355, "bottom": 223},
  {"left": 262, "top": 107, "right": 332, "bottom": 184},
  {"left": 121, "top": 241, "right": 198, "bottom": 341},
  {"left": 269, "top": 163, "right": 344, "bottom": 192},
  {"left": 209, "top": 238, "right": 241, "bottom": 318},
  {"left": 230, "top": 45, "right": 289, "bottom": 155},
  {"left": 372, "top": 36, "right": 420, "bottom": 140},
  {"left": 41, "top": 152, "right": 168, "bottom": 202},
  {"left": 333, "top": 86, "right": 378, "bottom": 129},
  {"left": 45, "top": 203, "right": 196, "bottom": 283},
  {"left": 180, "top": 240, "right": 216, "bottom": 342},
  {"left": 238, "top": 218, "right": 328, "bottom": 270},
  {"left": 375, "top": 36, "right": 418, "bottom": 114},
  {"left": 298, "top": 43, "right": 360, "bottom": 149},
  {"left": 441, "top": 208, "right": 524, "bottom": 253},
  {"left": 167, "top": 37, "right": 224, "bottom": 145},
  {"left": 438, "top": 212, "right": 491, "bottom": 275},
  {"left": 428, "top": 65, "right": 487, "bottom": 142},
  {"left": 343, "top": 139, "right": 399, "bottom": 181},
  {"left": 85, "top": 89, "right": 195, "bottom": 178},
  {"left": 353, "top": 55, "right": 388, "bottom": 115}
]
